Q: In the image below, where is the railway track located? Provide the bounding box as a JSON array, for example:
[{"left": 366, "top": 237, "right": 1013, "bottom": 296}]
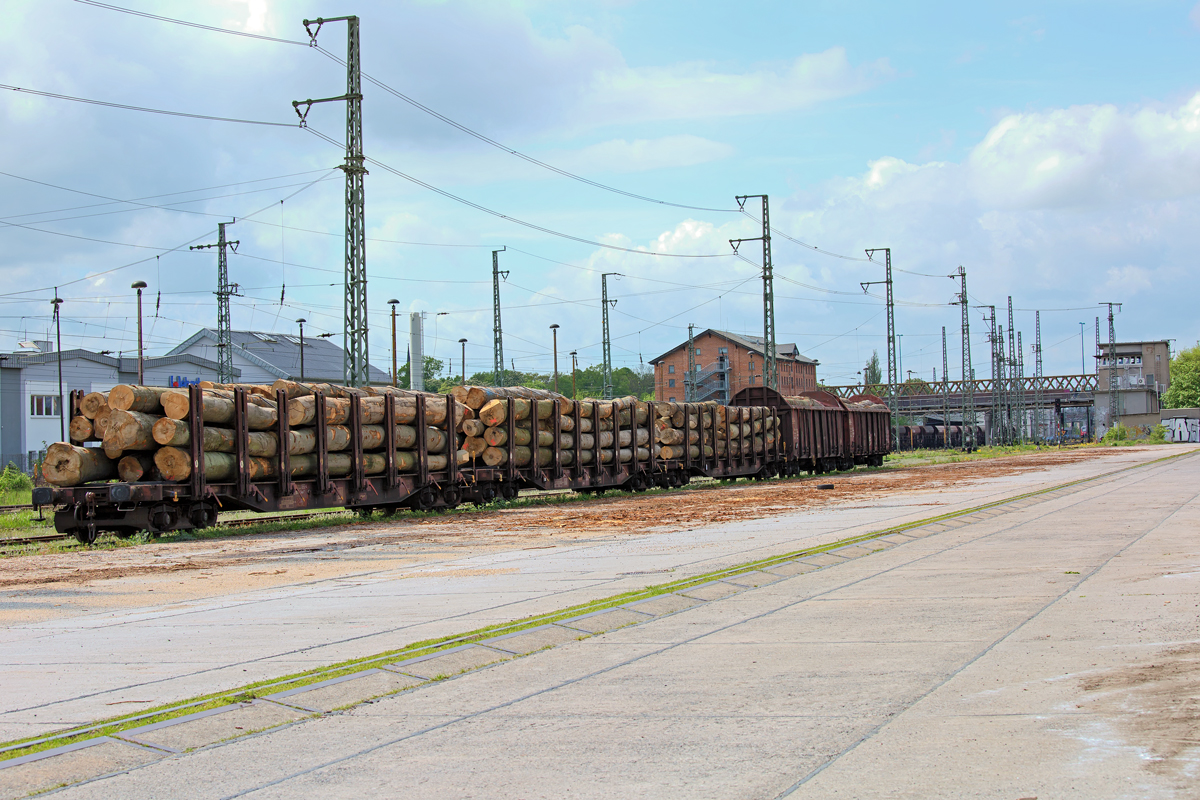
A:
[{"left": 0, "top": 508, "right": 368, "bottom": 548}]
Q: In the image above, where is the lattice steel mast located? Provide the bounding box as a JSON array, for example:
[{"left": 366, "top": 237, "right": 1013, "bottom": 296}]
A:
[
  {"left": 730, "top": 195, "right": 777, "bottom": 389},
  {"left": 863, "top": 248, "right": 896, "bottom": 447},
  {"left": 601, "top": 272, "right": 620, "bottom": 399},
  {"left": 1034, "top": 311, "right": 1044, "bottom": 443},
  {"left": 492, "top": 248, "right": 508, "bottom": 386},
  {"left": 955, "top": 266, "right": 975, "bottom": 450},
  {"left": 1101, "top": 302, "right": 1122, "bottom": 434},
  {"left": 294, "top": 15, "right": 368, "bottom": 385},
  {"left": 686, "top": 323, "right": 696, "bottom": 402},
  {"left": 190, "top": 221, "right": 241, "bottom": 384}
]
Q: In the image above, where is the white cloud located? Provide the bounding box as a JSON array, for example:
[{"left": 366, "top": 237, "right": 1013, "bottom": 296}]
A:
[
  {"left": 583, "top": 48, "right": 891, "bottom": 127},
  {"left": 967, "top": 93, "right": 1200, "bottom": 208}
]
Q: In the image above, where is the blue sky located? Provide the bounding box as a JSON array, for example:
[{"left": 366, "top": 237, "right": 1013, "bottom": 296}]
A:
[{"left": 2, "top": 0, "right": 1199, "bottom": 386}]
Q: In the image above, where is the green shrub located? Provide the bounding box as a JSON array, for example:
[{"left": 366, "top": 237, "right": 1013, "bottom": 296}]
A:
[
  {"left": 1148, "top": 424, "right": 1168, "bottom": 444},
  {"left": 0, "top": 463, "right": 33, "bottom": 492},
  {"left": 1101, "top": 424, "right": 1129, "bottom": 445}
]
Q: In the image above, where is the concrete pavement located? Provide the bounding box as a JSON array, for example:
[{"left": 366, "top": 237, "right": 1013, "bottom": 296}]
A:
[{"left": 4, "top": 445, "right": 1199, "bottom": 797}]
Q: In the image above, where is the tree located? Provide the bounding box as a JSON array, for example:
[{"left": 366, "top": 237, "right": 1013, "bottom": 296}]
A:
[
  {"left": 395, "top": 356, "right": 445, "bottom": 391},
  {"left": 1162, "top": 344, "right": 1200, "bottom": 408},
  {"left": 863, "top": 350, "right": 882, "bottom": 387}
]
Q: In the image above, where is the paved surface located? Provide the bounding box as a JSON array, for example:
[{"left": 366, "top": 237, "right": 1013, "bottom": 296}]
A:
[
  {"left": 1, "top": 449, "right": 1175, "bottom": 746},
  {"left": 4, "top": 445, "right": 1199, "bottom": 798}
]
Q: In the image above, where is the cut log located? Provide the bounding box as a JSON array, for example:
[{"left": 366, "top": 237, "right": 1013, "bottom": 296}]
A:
[
  {"left": 161, "top": 391, "right": 277, "bottom": 429},
  {"left": 108, "top": 385, "right": 172, "bottom": 413},
  {"left": 117, "top": 453, "right": 158, "bottom": 482},
  {"left": 93, "top": 407, "right": 114, "bottom": 438},
  {"left": 102, "top": 428, "right": 124, "bottom": 460},
  {"left": 462, "top": 436, "right": 488, "bottom": 459},
  {"left": 271, "top": 379, "right": 314, "bottom": 399},
  {"left": 461, "top": 419, "right": 485, "bottom": 438},
  {"left": 42, "top": 443, "right": 116, "bottom": 486},
  {"left": 80, "top": 392, "right": 109, "bottom": 419},
  {"left": 153, "top": 448, "right": 277, "bottom": 482},
  {"left": 108, "top": 409, "right": 161, "bottom": 451},
  {"left": 69, "top": 416, "right": 94, "bottom": 443},
  {"left": 483, "top": 426, "right": 508, "bottom": 447}
]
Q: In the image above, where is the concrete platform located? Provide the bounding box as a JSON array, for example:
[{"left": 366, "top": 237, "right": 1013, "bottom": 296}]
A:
[{"left": 3, "top": 446, "right": 1199, "bottom": 798}]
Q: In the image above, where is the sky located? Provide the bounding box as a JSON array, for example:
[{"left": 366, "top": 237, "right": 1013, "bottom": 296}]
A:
[{"left": 2, "top": 0, "right": 1199, "bottom": 387}]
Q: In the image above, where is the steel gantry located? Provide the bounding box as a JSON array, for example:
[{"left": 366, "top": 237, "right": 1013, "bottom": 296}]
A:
[
  {"left": 294, "top": 15, "right": 369, "bottom": 386},
  {"left": 730, "top": 195, "right": 777, "bottom": 390},
  {"left": 492, "top": 248, "right": 508, "bottom": 386},
  {"left": 190, "top": 220, "right": 241, "bottom": 384},
  {"left": 863, "top": 248, "right": 896, "bottom": 447},
  {"left": 601, "top": 272, "right": 620, "bottom": 399}
]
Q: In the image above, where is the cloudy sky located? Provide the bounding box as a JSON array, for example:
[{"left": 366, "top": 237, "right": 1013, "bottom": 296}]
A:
[{"left": 3, "top": 0, "right": 1199, "bottom": 385}]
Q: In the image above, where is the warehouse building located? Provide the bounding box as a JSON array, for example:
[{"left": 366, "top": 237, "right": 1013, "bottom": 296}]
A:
[{"left": 166, "top": 328, "right": 388, "bottom": 386}]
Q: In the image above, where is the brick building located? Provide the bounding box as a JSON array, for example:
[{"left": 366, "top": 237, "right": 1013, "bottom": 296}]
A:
[{"left": 649, "top": 329, "right": 818, "bottom": 402}]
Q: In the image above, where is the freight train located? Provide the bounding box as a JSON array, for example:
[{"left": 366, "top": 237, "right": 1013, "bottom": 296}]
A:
[{"left": 32, "top": 384, "right": 891, "bottom": 544}]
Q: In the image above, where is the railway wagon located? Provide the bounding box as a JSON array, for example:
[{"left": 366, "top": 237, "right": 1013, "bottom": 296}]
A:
[
  {"left": 35, "top": 385, "right": 787, "bottom": 543},
  {"left": 895, "top": 424, "right": 986, "bottom": 450},
  {"left": 732, "top": 387, "right": 891, "bottom": 474}
]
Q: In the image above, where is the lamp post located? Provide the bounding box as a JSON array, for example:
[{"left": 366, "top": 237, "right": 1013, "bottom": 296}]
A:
[
  {"left": 549, "top": 324, "right": 560, "bottom": 393},
  {"left": 388, "top": 299, "right": 400, "bottom": 386},
  {"left": 131, "top": 281, "right": 147, "bottom": 384},
  {"left": 458, "top": 338, "right": 467, "bottom": 383},
  {"left": 569, "top": 351, "right": 578, "bottom": 399},
  {"left": 51, "top": 294, "right": 64, "bottom": 442},
  {"left": 1084, "top": 321, "right": 1094, "bottom": 376},
  {"left": 296, "top": 318, "right": 306, "bottom": 381}
]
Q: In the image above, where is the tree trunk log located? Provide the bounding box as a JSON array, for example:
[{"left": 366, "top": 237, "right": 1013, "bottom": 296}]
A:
[
  {"left": 118, "top": 453, "right": 158, "bottom": 482},
  {"left": 80, "top": 392, "right": 109, "bottom": 419},
  {"left": 69, "top": 416, "right": 94, "bottom": 443},
  {"left": 108, "top": 385, "right": 172, "bottom": 413},
  {"left": 162, "top": 391, "right": 277, "bottom": 429},
  {"left": 43, "top": 443, "right": 116, "bottom": 486},
  {"left": 461, "top": 419, "right": 485, "bottom": 438},
  {"left": 108, "top": 409, "right": 161, "bottom": 451},
  {"left": 462, "top": 436, "right": 488, "bottom": 458},
  {"left": 102, "top": 428, "right": 123, "bottom": 460},
  {"left": 93, "top": 407, "right": 113, "bottom": 438}
]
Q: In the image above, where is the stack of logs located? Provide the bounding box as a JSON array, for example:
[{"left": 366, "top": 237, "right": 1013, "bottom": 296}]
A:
[
  {"left": 42, "top": 381, "right": 467, "bottom": 487},
  {"left": 447, "top": 386, "right": 653, "bottom": 468},
  {"left": 649, "top": 401, "right": 775, "bottom": 460}
]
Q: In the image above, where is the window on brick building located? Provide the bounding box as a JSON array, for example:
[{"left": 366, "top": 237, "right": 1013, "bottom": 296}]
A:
[
  {"left": 668, "top": 364, "right": 675, "bottom": 374},
  {"left": 668, "top": 378, "right": 675, "bottom": 387}
]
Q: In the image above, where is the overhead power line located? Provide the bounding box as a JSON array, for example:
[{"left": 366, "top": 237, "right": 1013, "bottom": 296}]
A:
[
  {"left": 73, "top": 0, "right": 739, "bottom": 214},
  {"left": 0, "top": 83, "right": 297, "bottom": 127},
  {"left": 304, "top": 128, "right": 735, "bottom": 259},
  {"left": 73, "top": 0, "right": 310, "bottom": 45}
]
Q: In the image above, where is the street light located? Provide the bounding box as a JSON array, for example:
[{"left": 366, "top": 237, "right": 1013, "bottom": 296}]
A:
[
  {"left": 131, "top": 281, "right": 147, "bottom": 385},
  {"left": 388, "top": 299, "right": 400, "bottom": 387},
  {"left": 51, "top": 294, "right": 64, "bottom": 442},
  {"left": 458, "top": 338, "right": 467, "bottom": 383},
  {"left": 549, "top": 324, "right": 560, "bottom": 393},
  {"left": 1079, "top": 322, "right": 1086, "bottom": 375},
  {"left": 569, "top": 350, "right": 578, "bottom": 399},
  {"left": 295, "top": 318, "right": 307, "bottom": 381}
]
